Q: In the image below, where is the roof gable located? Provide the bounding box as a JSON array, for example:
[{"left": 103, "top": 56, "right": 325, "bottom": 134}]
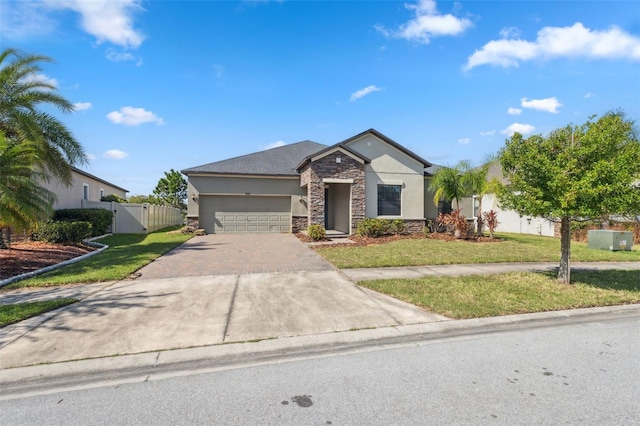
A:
[
  {"left": 182, "top": 140, "right": 327, "bottom": 176},
  {"left": 342, "top": 128, "right": 432, "bottom": 168}
]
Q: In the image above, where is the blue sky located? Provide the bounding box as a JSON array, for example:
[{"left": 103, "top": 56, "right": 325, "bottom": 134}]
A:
[{"left": 2, "top": 0, "right": 639, "bottom": 196}]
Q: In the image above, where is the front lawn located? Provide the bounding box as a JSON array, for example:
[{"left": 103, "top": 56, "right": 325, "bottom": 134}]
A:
[
  {"left": 316, "top": 233, "right": 640, "bottom": 269},
  {"left": 2, "top": 229, "right": 193, "bottom": 289},
  {"left": 0, "top": 298, "right": 78, "bottom": 327},
  {"left": 360, "top": 269, "right": 640, "bottom": 319}
]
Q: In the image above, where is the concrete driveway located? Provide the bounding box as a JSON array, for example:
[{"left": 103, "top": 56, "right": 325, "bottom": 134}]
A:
[{"left": 0, "top": 234, "right": 445, "bottom": 369}]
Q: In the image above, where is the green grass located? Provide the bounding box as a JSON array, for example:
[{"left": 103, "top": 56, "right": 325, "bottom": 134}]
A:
[
  {"left": 316, "top": 233, "right": 640, "bottom": 268},
  {"left": 0, "top": 298, "right": 78, "bottom": 327},
  {"left": 360, "top": 269, "right": 640, "bottom": 319},
  {"left": 2, "top": 228, "right": 192, "bottom": 289}
]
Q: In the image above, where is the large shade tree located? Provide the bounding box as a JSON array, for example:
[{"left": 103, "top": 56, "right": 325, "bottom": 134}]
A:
[
  {"left": 0, "top": 48, "right": 86, "bottom": 186},
  {"left": 497, "top": 111, "right": 640, "bottom": 284},
  {"left": 0, "top": 133, "right": 55, "bottom": 248},
  {"left": 152, "top": 169, "right": 187, "bottom": 211}
]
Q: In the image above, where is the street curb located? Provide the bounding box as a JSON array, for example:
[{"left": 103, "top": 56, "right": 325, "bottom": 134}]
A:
[
  {"left": 0, "top": 240, "right": 109, "bottom": 289},
  {"left": 1, "top": 303, "right": 638, "bottom": 399}
]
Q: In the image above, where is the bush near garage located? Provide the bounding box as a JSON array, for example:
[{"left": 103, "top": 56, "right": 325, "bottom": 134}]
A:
[
  {"left": 31, "top": 221, "right": 92, "bottom": 244},
  {"left": 53, "top": 209, "right": 113, "bottom": 237}
]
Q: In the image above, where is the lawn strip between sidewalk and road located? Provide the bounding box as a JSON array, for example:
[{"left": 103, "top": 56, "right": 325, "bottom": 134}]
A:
[
  {"left": 316, "top": 233, "right": 640, "bottom": 269},
  {"left": 358, "top": 269, "right": 640, "bottom": 319},
  {"left": 2, "top": 229, "right": 192, "bottom": 290},
  {"left": 0, "top": 298, "right": 78, "bottom": 328}
]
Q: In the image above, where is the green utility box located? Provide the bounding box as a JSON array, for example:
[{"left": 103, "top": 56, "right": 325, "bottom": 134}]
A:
[{"left": 587, "top": 230, "right": 633, "bottom": 251}]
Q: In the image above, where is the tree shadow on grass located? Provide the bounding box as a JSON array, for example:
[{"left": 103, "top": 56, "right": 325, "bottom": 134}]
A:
[{"left": 540, "top": 269, "right": 640, "bottom": 292}]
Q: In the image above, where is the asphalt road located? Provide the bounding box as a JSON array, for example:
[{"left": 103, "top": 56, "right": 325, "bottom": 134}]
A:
[{"left": 2, "top": 314, "right": 638, "bottom": 425}]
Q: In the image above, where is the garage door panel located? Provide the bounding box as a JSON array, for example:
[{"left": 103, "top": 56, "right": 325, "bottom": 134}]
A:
[{"left": 200, "top": 195, "right": 291, "bottom": 234}]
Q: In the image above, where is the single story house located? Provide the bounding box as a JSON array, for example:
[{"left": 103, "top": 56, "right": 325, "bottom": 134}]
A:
[
  {"left": 182, "top": 129, "right": 442, "bottom": 234},
  {"left": 40, "top": 166, "right": 128, "bottom": 210}
]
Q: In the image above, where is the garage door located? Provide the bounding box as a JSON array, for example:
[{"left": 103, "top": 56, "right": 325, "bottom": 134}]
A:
[{"left": 200, "top": 195, "right": 291, "bottom": 234}]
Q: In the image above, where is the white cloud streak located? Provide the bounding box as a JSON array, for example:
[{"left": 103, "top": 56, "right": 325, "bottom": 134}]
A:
[
  {"left": 350, "top": 85, "right": 382, "bottom": 102},
  {"left": 73, "top": 102, "right": 92, "bottom": 111},
  {"left": 20, "top": 73, "right": 58, "bottom": 88},
  {"left": 501, "top": 123, "right": 535, "bottom": 137},
  {"left": 107, "top": 106, "right": 165, "bottom": 126},
  {"left": 507, "top": 107, "right": 522, "bottom": 115},
  {"left": 103, "top": 149, "right": 129, "bottom": 159},
  {"left": 465, "top": 22, "right": 640, "bottom": 70},
  {"left": 480, "top": 130, "right": 496, "bottom": 136},
  {"left": 262, "top": 140, "right": 286, "bottom": 150},
  {"left": 376, "top": 0, "right": 472, "bottom": 44},
  {"left": 458, "top": 138, "right": 470, "bottom": 145},
  {"left": 521, "top": 97, "right": 562, "bottom": 113}
]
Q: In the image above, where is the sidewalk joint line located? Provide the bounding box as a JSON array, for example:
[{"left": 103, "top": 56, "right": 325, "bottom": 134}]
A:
[{"left": 222, "top": 276, "right": 240, "bottom": 343}]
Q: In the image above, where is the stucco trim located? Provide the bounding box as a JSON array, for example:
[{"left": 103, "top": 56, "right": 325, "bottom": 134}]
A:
[
  {"left": 311, "top": 147, "right": 366, "bottom": 164},
  {"left": 323, "top": 178, "right": 354, "bottom": 184}
]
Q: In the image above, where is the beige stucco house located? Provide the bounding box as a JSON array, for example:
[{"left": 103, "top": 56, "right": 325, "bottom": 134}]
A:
[
  {"left": 41, "top": 166, "right": 128, "bottom": 210},
  {"left": 183, "top": 129, "right": 442, "bottom": 234}
]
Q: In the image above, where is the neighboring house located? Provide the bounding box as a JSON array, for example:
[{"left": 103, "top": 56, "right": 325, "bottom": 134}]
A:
[
  {"left": 41, "top": 166, "right": 128, "bottom": 210},
  {"left": 458, "top": 162, "right": 556, "bottom": 237},
  {"left": 183, "top": 129, "right": 442, "bottom": 234}
]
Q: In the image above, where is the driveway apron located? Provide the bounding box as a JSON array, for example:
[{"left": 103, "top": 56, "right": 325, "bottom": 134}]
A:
[{"left": 0, "top": 234, "right": 445, "bottom": 369}]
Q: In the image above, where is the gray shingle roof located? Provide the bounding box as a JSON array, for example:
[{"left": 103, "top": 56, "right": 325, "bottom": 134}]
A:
[{"left": 181, "top": 140, "right": 327, "bottom": 176}]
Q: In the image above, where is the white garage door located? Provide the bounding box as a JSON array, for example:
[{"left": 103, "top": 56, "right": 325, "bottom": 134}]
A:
[{"left": 200, "top": 195, "right": 291, "bottom": 234}]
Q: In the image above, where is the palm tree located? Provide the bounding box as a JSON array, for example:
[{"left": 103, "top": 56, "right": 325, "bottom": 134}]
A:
[
  {"left": 0, "top": 48, "right": 86, "bottom": 186},
  {"left": 0, "top": 132, "right": 55, "bottom": 248},
  {"left": 460, "top": 160, "right": 492, "bottom": 235},
  {"left": 429, "top": 161, "right": 467, "bottom": 210}
]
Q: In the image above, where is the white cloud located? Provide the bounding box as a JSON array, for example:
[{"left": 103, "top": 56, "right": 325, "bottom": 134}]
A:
[
  {"left": 0, "top": 1, "right": 58, "bottom": 40},
  {"left": 480, "top": 130, "right": 496, "bottom": 136},
  {"left": 465, "top": 22, "right": 640, "bottom": 70},
  {"left": 106, "top": 48, "right": 142, "bottom": 65},
  {"left": 73, "top": 102, "right": 92, "bottom": 111},
  {"left": 20, "top": 73, "right": 58, "bottom": 88},
  {"left": 584, "top": 92, "right": 595, "bottom": 98},
  {"left": 262, "top": 140, "right": 286, "bottom": 150},
  {"left": 213, "top": 64, "right": 225, "bottom": 79},
  {"left": 45, "top": 0, "right": 145, "bottom": 49},
  {"left": 350, "top": 85, "right": 382, "bottom": 102},
  {"left": 507, "top": 107, "right": 522, "bottom": 115},
  {"left": 376, "top": 0, "right": 472, "bottom": 44},
  {"left": 499, "top": 27, "right": 521, "bottom": 39},
  {"left": 501, "top": 123, "right": 535, "bottom": 137},
  {"left": 103, "top": 149, "right": 128, "bottom": 159},
  {"left": 458, "top": 138, "right": 470, "bottom": 145},
  {"left": 106, "top": 106, "right": 165, "bottom": 126},
  {"left": 86, "top": 153, "right": 96, "bottom": 161},
  {"left": 521, "top": 97, "right": 562, "bottom": 113}
]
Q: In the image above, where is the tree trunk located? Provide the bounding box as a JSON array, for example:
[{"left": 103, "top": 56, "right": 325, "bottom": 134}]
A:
[
  {"left": 558, "top": 217, "right": 571, "bottom": 284},
  {"left": 476, "top": 198, "right": 483, "bottom": 236},
  {"left": 0, "top": 226, "right": 9, "bottom": 249}
]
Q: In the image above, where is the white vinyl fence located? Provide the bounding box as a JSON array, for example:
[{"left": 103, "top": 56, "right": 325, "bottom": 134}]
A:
[{"left": 81, "top": 201, "right": 183, "bottom": 234}]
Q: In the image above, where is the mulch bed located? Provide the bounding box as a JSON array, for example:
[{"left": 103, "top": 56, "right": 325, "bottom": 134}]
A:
[
  {"left": 297, "top": 231, "right": 503, "bottom": 248},
  {"left": 0, "top": 241, "right": 95, "bottom": 281}
]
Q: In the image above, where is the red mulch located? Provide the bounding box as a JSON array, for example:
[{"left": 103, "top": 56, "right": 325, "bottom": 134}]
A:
[{"left": 0, "top": 241, "right": 95, "bottom": 280}]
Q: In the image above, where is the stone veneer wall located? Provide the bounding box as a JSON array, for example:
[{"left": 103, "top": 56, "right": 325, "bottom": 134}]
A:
[
  {"left": 403, "top": 219, "right": 426, "bottom": 234},
  {"left": 292, "top": 216, "right": 308, "bottom": 233},
  {"left": 187, "top": 216, "right": 199, "bottom": 228},
  {"left": 300, "top": 152, "right": 365, "bottom": 233}
]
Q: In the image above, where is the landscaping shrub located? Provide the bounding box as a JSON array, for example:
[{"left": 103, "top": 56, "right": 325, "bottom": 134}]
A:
[
  {"left": 483, "top": 210, "right": 499, "bottom": 239},
  {"left": 355, "top": 218, "right": 409, "bottom": 237},
  {"left": 32, "top": 221, "right": 92, "bottom": 244},
  {"left": 100, "top": 194, "right": 127, "bottom": 203},
  {"left": 308, "top": 224, "right": 326, "bottom": 241},
  {"left": 53, "top": 209, "right": 113, "bottom": 237},
  {"left": 436, "top": 209, "right": 469, "bottom": 238}
]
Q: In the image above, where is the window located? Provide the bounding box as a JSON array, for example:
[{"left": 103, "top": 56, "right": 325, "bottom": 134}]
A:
[
  {"left": 377, "top": 184, "right": 401, "bottom": 216},
  {"left": 83, "top": 184, "right": 89, "bottom": 200},
  {"left": 473, "top": 195, "right": 479, "bottom": 218}
]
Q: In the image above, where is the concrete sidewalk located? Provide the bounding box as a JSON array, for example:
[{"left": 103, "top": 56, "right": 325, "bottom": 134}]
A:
[{"left": 342, "top": 261, "right": 640, "bottom": 281}]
